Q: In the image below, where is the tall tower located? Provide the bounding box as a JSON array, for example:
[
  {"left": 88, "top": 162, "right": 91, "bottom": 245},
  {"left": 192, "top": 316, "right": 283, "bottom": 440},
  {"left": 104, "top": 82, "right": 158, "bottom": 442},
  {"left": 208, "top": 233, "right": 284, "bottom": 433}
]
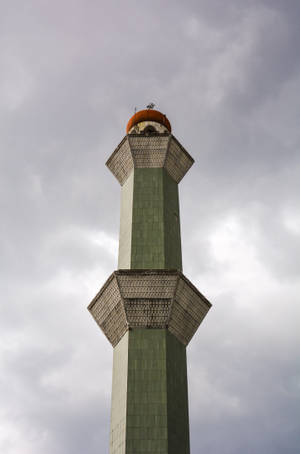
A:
[{"left": 88, "top": 109, "right": 212, "bottom": 454}]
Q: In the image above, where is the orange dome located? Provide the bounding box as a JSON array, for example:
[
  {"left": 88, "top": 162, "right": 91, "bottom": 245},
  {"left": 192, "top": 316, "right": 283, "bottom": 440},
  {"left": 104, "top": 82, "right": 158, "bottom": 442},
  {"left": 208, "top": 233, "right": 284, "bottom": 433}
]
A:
[{"left": 126, "top": 109, "right": 171, "bottom": 133}]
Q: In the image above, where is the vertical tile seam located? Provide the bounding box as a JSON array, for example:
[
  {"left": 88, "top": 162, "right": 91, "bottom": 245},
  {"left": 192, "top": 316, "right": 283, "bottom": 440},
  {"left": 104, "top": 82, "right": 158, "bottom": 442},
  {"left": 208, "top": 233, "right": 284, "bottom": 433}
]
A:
[
  {"left": 162, "top": 169, "right": 183, "bottom": 271},
  {"left": 177, "top": 181, "right": 183, "bottom": 271},
  {"left": 124, "top": 332, "right": 130, "bottom": 454},
  {"left": 129, "top": 169, "right": 134, "bottom": 270},
  {"left": 129, "top": 168, "right": 135, "bottom": 270},
  {"left": 165, "top": 329, "right": 170, "bottom": 454},
  {"left": 165, "top": 331, "right": 191, "bottom": 454},
  {"left": 185, "top": 346, "right": 191, "bottom": 454},
  {"left": 162, "top": 168, "right": 167, "bottom": 270},
  {"left": 117, "top": 181, "right": 123, "bottom": 268},
  {"left": 118, "top": 170, "right": 134, "bottom": 269}
]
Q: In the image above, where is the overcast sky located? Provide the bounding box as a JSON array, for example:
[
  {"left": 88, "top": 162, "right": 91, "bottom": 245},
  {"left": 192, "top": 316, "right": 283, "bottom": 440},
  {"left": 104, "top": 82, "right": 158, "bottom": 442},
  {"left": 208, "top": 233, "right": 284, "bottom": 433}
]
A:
[{"left": 1, "top": 1, "right": 300, "bottom": 453}]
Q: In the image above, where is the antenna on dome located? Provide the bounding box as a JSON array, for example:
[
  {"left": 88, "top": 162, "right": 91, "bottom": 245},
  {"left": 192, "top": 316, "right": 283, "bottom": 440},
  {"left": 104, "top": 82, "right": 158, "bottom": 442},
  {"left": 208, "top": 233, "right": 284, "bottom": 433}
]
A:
[{"left": 146, "top": 102, "right": 155, "bottom": 110}]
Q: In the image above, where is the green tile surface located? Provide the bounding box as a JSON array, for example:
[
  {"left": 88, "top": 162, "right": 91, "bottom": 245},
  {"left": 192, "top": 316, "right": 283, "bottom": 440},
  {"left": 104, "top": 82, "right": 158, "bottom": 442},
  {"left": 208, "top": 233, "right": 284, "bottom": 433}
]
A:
[
  {"left": 162, "top": 169, "right": 182, "bottom": 270},
  {"left": 130, "top": 168, "right": 182, "bottom": 270},
  {"left": 118, "top": 171, "right": 134, "bottom": 269},
  {"left": 110, "top": 329, "right": 190, "bottom": 453},
  {"left": 166, "top": 330, "right": 190, "bottom": 453}
]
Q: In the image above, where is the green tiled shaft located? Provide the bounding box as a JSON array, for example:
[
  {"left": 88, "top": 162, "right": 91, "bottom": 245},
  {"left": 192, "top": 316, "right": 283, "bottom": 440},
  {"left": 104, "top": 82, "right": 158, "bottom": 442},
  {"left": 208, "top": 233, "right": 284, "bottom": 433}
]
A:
[
  {"left": 89, "top": 115, "right": 211, "bottom": 454},
  {"left": 113, "top": 165, "right": 188, "bottom": 453},
  {"left": 110, "top": 329, "right": 190, "bottom": 454},
  {"left": 118, "top": 168, "right": 182, "bottom": 270}
]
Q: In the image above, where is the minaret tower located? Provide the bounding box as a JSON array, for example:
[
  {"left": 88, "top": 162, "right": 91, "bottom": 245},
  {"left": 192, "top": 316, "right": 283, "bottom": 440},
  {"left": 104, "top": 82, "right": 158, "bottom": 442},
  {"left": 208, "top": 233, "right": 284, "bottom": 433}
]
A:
[{"left": 88, "top": 108, "right": 212, "bottom": 454}]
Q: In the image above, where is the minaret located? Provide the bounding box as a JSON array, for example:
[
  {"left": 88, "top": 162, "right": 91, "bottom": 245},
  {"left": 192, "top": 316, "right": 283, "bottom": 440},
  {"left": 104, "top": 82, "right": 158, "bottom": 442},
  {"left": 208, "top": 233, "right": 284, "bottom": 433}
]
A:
[{"left": 88, "top": 108, "right": 212, "bottom": 454}]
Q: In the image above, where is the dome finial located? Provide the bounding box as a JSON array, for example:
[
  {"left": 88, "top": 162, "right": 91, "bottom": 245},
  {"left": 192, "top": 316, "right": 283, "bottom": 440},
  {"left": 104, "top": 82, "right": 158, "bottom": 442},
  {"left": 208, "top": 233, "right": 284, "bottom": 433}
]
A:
[
  {"left": 126, "top": 108, "right": 171, "bottom": 133},
  {"left": 146, "top": 102, "right": 155, "bottom": 110}
]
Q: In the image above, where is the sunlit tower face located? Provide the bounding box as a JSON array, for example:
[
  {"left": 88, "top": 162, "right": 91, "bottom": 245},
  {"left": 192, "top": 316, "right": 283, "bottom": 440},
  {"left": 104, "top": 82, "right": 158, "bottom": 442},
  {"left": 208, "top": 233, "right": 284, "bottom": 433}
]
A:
[{"left": 88, "top": 108, "right": 212, "bottom": 454}]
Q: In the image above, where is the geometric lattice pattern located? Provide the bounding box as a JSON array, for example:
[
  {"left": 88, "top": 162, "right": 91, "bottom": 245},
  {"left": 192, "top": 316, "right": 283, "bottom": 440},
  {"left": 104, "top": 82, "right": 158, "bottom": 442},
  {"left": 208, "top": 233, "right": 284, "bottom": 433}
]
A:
[
  {"left": 106, "top": 134, "right": 194, "bottom": 186},
  {"left": 124, "top": 298, "right": 172, "bottom": 328},
  {"left": 88, "top": 269, "right": 212, "bottom": 347}
]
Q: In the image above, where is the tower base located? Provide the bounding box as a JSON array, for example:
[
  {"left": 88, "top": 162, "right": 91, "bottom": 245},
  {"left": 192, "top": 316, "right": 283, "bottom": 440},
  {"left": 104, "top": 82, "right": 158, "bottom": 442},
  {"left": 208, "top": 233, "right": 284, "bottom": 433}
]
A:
[{"left": 110, "top": 329, "right": 190, "bottom": 454}]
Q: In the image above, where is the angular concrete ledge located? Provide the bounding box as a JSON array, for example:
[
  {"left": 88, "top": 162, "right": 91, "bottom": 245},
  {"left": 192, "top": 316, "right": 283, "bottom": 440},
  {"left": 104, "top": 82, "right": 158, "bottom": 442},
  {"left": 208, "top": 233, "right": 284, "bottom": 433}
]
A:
[
  {"left": 88, "top": 270, "right": 212, "bottom": 347},
  {"left": 106, "top": 134, "right": 194, "bottom": 186}
]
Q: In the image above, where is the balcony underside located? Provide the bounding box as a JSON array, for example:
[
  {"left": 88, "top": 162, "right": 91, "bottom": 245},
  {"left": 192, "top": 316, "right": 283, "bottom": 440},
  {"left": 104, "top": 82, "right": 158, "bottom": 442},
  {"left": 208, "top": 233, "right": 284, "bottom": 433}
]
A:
[{"left": 88, "top": 269, "right": 211, "bottom": 347}]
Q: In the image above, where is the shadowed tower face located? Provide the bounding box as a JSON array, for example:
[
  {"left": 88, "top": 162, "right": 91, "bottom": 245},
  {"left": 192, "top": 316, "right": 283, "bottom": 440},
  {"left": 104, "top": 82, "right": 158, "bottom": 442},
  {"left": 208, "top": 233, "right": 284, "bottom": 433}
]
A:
[{"left": 88, "top": 109, "right": 212, "bottom": 454}]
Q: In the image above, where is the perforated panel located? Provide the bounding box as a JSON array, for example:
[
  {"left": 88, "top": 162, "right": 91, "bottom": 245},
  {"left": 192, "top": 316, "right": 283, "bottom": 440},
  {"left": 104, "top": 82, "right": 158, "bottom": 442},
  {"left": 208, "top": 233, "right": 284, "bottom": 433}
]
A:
[
  {"left": 164, "top": 138, "right": 194, "bottom": 184},
  {"left": 106, "top": 134, "right": 194, "bottom": 185},
  {"left": 88, "top": 270, "right": 211, "bottom": 347},
  {"left": 88, "top": 276, "right": 127, "bottom": 347},
  {"left": 116, "top": 273, "right": 177, "bottom": 299},
  {"left": 106, "top": 138, "right": 134, "bottom": 186},
  {"left": 90, "top": 276, "right": 121, "bottom": 325},
  {"left": 100, "top": 300, "right": 128, "bottom": 347},
  {"left": 129, "top": 135, "right": 169, "bottom": 168},
  {"left": 124, "top": 298, "right": 172, "bottom": 328}
]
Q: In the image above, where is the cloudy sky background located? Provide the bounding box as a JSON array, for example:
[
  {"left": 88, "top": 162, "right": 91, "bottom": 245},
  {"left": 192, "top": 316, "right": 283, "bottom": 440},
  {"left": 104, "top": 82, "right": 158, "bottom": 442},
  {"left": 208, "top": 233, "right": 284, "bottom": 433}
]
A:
[{"left": 1, "top": 1, "right": 300, "bottom": 453}]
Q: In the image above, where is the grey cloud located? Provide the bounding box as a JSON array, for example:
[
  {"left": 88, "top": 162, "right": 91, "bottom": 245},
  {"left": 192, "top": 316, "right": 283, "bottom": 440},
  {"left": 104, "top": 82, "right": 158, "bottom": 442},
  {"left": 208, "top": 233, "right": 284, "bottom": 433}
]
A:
[{"left": 1, "top": 0, "right": 299, "bottom": 453}]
